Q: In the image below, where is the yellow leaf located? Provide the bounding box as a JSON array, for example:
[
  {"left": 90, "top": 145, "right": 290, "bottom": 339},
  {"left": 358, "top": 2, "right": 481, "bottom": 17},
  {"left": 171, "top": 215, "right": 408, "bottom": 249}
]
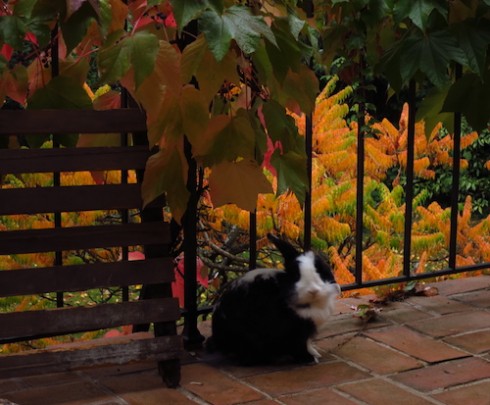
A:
[{"left": 209, "top": 160, "right": 273, "bottom": 212}]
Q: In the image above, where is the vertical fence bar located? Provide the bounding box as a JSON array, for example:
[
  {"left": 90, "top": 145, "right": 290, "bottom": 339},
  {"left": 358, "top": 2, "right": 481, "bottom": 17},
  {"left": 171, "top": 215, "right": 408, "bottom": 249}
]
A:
[
  {"left": 249, "top": 211, "right": 257, "bottom": 270},
  {"left": 448, "top": 64, "right": 463, "bottom": 269},
  {"left": 403, "top": 80, "right": 417, "bottom": 277},
  {"left": 303, "top": 0, "right": 314, "bottom": 252},
  {"left": 182, "top": 137, "right": 205, "bottom": 347},
  {"left": 121, "top": 89, "right": 130, "bottom": 302},
  {"left": 304, "top": 113, "right": 313, "bottom": 251},
  {"left": 51, "top": 25, "right": 63, "bottom": 308},
  {"left": 355, "top": 106, "right": 365, "bottom": 285}
]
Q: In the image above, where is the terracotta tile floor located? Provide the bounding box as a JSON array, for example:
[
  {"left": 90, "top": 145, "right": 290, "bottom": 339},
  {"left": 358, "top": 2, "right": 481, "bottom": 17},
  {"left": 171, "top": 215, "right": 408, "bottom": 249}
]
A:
[{"left": 1, "top": 275, "right": 489, "bottom": 405}]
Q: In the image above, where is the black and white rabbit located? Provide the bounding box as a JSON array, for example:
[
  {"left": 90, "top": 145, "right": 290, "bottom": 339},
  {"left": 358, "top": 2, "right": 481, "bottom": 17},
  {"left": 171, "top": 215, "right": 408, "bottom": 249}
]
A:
[{"left": 208, "top": 233, "right": 340, "bottom": 365}]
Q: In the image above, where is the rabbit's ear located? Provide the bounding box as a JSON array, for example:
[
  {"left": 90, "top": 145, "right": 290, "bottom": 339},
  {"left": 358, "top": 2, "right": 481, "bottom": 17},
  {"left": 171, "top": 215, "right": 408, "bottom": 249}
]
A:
[{"left": 267, "top": 233, "right": 301, "bottom": 266}]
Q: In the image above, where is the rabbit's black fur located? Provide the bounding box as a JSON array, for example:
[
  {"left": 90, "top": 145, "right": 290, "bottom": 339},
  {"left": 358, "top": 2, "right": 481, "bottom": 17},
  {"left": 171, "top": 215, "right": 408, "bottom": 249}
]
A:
[{"left": 208, "top": 234, "right": 340, "bottom": 365}]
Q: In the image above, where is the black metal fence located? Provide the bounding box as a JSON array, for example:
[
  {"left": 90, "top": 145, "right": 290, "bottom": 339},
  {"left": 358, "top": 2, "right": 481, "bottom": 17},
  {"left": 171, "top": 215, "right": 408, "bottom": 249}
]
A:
[{"left": 180, "top": 69, "right": 490, "bottom": 345}]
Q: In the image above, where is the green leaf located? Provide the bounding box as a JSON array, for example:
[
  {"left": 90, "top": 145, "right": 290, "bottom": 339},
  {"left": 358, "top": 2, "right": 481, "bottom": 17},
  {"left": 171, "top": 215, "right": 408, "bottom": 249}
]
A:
[
  {"left": 13, "top": 0, "right": 38, "bottom": 17},
  {"left": 262, "top": 101, "right": 304, "bottom": 154},
  {"left": 181, "top": 34, "right": 208, "bottom": 83},
  {"left": 281, "top": 64, "right": 319, "bottom": 114},
  {"left": 266, "top": 18, "right": 302, "bottom": 83},
  {"left": 98, "top": 31, "right": 159, "bottom": 88},
  {"left": 26, "top": 76, "right": 91, "bottom": 147},
  {"left": 195, "top": 48, "right": 240, "bottom": 103},
  {"left": 251, "top": 39, "right": 275, "bottom": 87},
  {"left": 191, "top": 114, "right": 230, "bottom": 159},
  {"left": 66, "top": 0, "right": 88, "bottom": 19},
  {"left": 195, "top": 110, "right": 256, "bottom": 166},
  {"left": 410, "top": 30, "right": 465, "bottom": 88},
  {"left": 141, "top": 143, "right": 190, "bottom": 224},
  {"left": 98, "top": 31, "right": 131, "bottom": 84},
  {"left": 208, "top": 159, "right": 273, "bottom": 211},
  {"left": 28, "top": 76, "right": 92, "bottom": 109},
  {"left": 200, "top": 5, "right": 277, "bottom": 61},
  {"left": 61, "top": 1, "right": 98, "bottom": 54},
  {"left": 199, "top": 9, "right": 233, "bottom": 61},
  {"left": 170, "top": 0, "right": 207, "bottom": 30},
  {"left": 180, "top": 86, "right": 210, "bottom": 145},
  {"left": 442, "top": 72, "right": 490, "bottom": 132},
  {"left": 416, "top": 84, "right": 454, "bottom": 137},
  {"left": 271, "top": 150, "right": 308, "bottom": 204},
  {"left": 288, "top": 14, "right": 305, "bottom": 40},
  {"left": 380, "top": 29, "right": 467, "bottom": 90},
  {"left": 126, "top": 40, "right": 182, "bottom": 145},
  {"left": 393, "top": 0, "right": 448, "bottom": 30},
  {"left": 0, "top": 16, "right": 27, "bottom": 48},
  {"left": 130, "top": 32, "right": 160, "bottom": 88},
  {"left": 224, "top": 6, "right": 277, "bottom": 52},
  {"left": 450, "top": 19, "right": 490, "bottom": 77}
]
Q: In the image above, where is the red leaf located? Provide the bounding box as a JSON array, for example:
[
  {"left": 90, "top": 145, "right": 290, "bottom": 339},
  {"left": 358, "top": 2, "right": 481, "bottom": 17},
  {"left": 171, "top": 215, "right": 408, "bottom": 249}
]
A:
[
  {"left": 25, "top": 32, "right": 38, "bottom": 45},
  {"left": 262, "top": 137, "right": 283, "bottom": 176},
  {"left": 1, "top": 44, "right": 13, "bottom": 60}
]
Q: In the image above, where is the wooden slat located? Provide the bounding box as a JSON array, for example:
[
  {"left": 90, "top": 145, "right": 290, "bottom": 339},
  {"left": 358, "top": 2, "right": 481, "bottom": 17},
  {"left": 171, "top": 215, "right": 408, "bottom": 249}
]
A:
[
  {"left": 0, "top": 109, "right": 147, "bottom": 135},
  {"left": 0, "top": 184, "right": 144, "bottom": 214},
  {"left": 0, "top": 258, "right": 175, "bottom": 297},
  {"left": 0, "top": 334, "right": 182, "bottom": 378},
  {"left": 0, "top": 222, "right": 171, "bottom": 255},
  {"left": 0, "top": 298, "right": 180, "bottom": 343},
  {"left": 0, "top": 146, "right": 151, "bottom": 174}
]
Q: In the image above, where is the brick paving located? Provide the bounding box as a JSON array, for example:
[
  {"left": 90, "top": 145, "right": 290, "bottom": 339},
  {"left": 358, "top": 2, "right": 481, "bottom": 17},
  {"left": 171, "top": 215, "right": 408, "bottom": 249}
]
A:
[{"left": 1, "top": 275, "right": 489, "bottom": 405}]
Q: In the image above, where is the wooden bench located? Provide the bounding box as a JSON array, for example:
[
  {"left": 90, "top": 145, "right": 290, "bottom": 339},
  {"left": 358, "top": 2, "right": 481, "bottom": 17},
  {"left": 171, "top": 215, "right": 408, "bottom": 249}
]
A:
[{"left": 0, "top": 108, "right": 181, "bottom": 387}]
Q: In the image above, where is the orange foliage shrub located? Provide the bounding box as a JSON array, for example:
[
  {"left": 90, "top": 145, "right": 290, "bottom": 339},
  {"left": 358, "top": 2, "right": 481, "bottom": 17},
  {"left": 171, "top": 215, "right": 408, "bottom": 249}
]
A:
[{"left": 204, "top": 76, "right": 489, "bottom": 289}]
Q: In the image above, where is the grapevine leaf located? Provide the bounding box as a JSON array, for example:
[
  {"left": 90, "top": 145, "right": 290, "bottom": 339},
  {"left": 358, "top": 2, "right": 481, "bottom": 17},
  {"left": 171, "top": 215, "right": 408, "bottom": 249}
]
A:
[
  {"left": 98, "top": 30, "right": 131, "bottom": 84},
  {"left": 180, "top": 85, "right": 210, "bottom": 146},
  {"left": 211, "top": 110, "right": 255, "bottom": 163},
  {"left": 59, "top": 57, "right": 90, "bottom": 85},
  {"left": 130, "top": 31, "right": 159, "bottom": 88},
  {"left": 281, "top": 64, "right": 319, "bottom": 114},
  {"left": 450, "top": 19, "right": 490, "bottom": 77},
  {"left": 66, "top": 0, "right": 87, "bottom": 19},
  {"left": 199, "top": 9, "right": 232, "bottom": 61},
  {"left": 28, "top": 75, "right": 92, "bottom": 109},
  {"left": 0, "top": 64, "right": 28, "bottom": 105},
  {"left": 61, "top": 1, "right": 99, "bottom": 54},
  {"left": 170, "top": 0, "right": 207, "bottom": 31},
  {"left": 142, "top": 142, "right": 189, "bottom": 224},
  {"left": 0, "top": 16, "right": 27, "bottom": 48},
  {"left": 97, "top": 0, "right": 128, "bottom": 39},
  {"left": 262, "top": 101, "right": 304, "bottom": 154},
  {"left": 393, "top": 0, "right": 448, "bottom": 30},
  {"left": 208, "top": 159, "right": 273, "bottom": 211},
  {"left": 416, "top": 84, "right": 453, "bottom": 138},
  {"left": 271, "top": 149, "right": 308, "bottom": 204},
  {"left": 380, "top": 29, "right": 467, "bottom": 90},
  {"left": 195, "top": 110, "right": 255, "bottom": 166},
  {"left": 126, "top": 40, "right": 182, "bottom": 145},
  {"left": 251, "top": 40, "right": 274, "bottom": 86},
  {"left": 99, "top": 31, "right": 159, "bottom": 88},
  {"left": 200, "top": 5, "right": 276, "bottom": 61},
  {"left": 223, "top": 6, "right": 277, "bottom": 54},
  {"left": 407, "top": 30, "right": 465, "bottom": 88},
  {"left": 442, "top": 72, "right": 490, "bottom": 132},
  {"left": 191, "top": 114, "right": 231, "bottom": 159},
  {"left": 195, "top": 48, "right": 239, "bottom": 103},
  {"left": 288, "top": 14, "right": 305, "bottom": 40},
  {"left": 27, "top": 76, "right": 91, "bottom": 147},
  {"left": 181, "top": 34, "right": 207, "bottom": 83},
  {"left": 266, "top": 18, "right": 302, "bottom": 83}
]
